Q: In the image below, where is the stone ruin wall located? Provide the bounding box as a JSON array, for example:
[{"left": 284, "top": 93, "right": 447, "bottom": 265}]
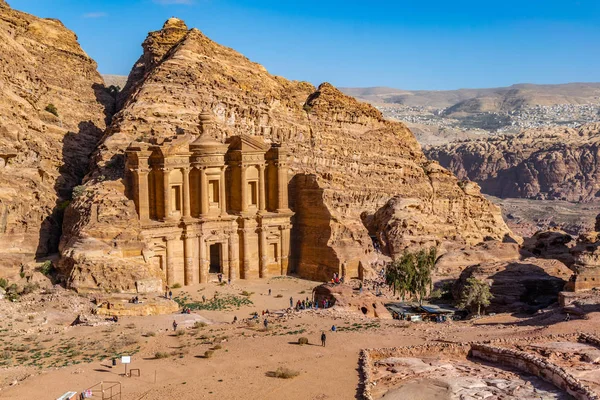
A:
[
  {"left": 470, "top": 344, "right": 599, "bottom": 400},
  {"left": 358, "top": 334, "right": 600, "bottom": 400}
]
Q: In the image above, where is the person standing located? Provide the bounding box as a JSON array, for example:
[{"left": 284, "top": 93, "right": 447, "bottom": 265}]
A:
[
  {"left": 172, "top": 320, "right": 178, "bottom": 331},
  {"left": 289, "top": 296, "right": 293, "bottom": 308},
  {"left": 321, "top": 331, "right": 327, "bottom": 347},
  {"left": 169, "top": 290, "right": 173, "bottom": 300},
  {"left": 268, "top": 288, "right": 272, "bottom": 296}
]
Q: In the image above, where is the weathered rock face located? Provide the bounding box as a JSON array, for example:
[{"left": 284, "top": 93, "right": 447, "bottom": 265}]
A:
[
  {"left": 364, "top": 173, "right": 517, "bottom": 261},
  {"left": 453, "top": 258, "right": 572, "bottom": 313},
  {"left": 60, "top": 19, "right": 514, "bottom": 291},
  {"left": 434, "top": 241, "right": 522, "bottom": 282},
  {"left": 0, "top": 2, "right": 113, "bottom": 271},
  {"left": 426, "top": 123, "right": 600, "bottom": 202}
]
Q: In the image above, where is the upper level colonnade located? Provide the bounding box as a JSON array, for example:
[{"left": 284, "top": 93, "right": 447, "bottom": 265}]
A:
[{"left": 125, "top": 111, "right": 291, "bottom": 225}]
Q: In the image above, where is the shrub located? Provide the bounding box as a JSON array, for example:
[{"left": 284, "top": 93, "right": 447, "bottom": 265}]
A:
[
  {"left": 298, "top": 337, "right": 309, "bottom": 345},
  {"left": 72, "top": 185, "right": 86, "bottom": 199},
  {"left": 0, "top": 278, "right": 8, "bottom": 289},
  {"left": 154, "top": 351, "right": 169, "bottom": 359},
  {"left": 21, "top": 283, "right": 39, "bottom": 295},
  {"left": 38, "top": 260, "right": 54, "bottom": 276},
  {"left": 6, "top": 284, "right": 20, "bottom": 301},
  {"left": 175, "top": 330, "right": 186, "bottom": 337},
  {"left": 211, "top": 344, "right": 222, "bottom": 350},
  {"left": 204, "top": 350, "right": 214, "bottom": 358},
  {"left": 144, "top": 331, "right": 156, "bottom": 337},
  {"left": 45, "top": 103, "right": 58, "bottom": 117},
  {"left": 275, "top": 294, "right": 283, "bottom": 298},
  {"left": 171, "top": 283, "right": 182, "bottom": 289},
  {"left": 240, "top": 291, "right": 253, "bottom": 297},
  {"left": 193, "top": 321, "right": 207, "bottom": 329},
  {"left": 125, "top": 323, "right": 136, "bottom": 329},
  {"left": 273, "top": 367, "right": 300, "bottom": 379}
]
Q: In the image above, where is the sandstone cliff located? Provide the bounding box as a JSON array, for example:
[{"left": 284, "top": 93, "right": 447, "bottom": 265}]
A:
[
  {"left": 60, "top": 18, "right": 514, "bottom": 291},
  {"left": 426, "top": 123, "right": 600, "bottom": 202},
  {"left": 0, "top": 2, "right": 113, "bottom": 270}
]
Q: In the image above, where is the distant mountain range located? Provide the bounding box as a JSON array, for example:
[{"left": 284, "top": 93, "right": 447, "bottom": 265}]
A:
[
  {"left": 341, "top": 83, "right": 600, "bottom": 112},
  {"left": 341, "top": 83, "right": 600, "bottom": 146}
]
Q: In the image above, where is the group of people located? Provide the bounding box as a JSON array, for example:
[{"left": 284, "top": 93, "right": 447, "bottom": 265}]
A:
[
  {"left": 129, "top": 296, "right": 140, "bottom": 304},
  {"left": 164, "top": 286, "right": 173, "bottom": 300},
  {"left": 330, "top": 272, "right": 344, "bottom": 285},
  {"left": 289, "top": 296, "right": 331, "bottom": 311}
]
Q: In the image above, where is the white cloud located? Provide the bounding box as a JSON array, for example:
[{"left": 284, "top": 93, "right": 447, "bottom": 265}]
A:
[
  {"left": 153, "top": 0, "right": 194, "bottom": 5},
  {"left": 83, "top": 12, "right": 108, "bottom": 18}
]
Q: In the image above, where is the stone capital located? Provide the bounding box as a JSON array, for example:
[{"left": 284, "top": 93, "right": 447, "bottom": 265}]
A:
[{"left": 163, "top": 234, "right": 179, "bottom": 242}]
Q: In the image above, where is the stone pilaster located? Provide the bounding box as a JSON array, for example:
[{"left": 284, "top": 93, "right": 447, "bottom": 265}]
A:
[
  {"left": 241, "top": 165, "right": 248, "bottom": 213},
  {"left": 164, "top": 235, "right": 177, "bottom": 286},
  {"left": 199, "top": 235, "right": 208, "bottom": 283},
  {"left": 259, "top": 226, "right": 268, "bottom": 278},
  {"left": 241, "top": 227, "right": 251, "bottom": 279},
  {"left": 183, "top": 232, "right": 194, "bottom": 285},
  {"left": 162, "top": 167, "right": 171, "bottom": 221},
  {"left": 228, "top": 231, "right": 239, "bottom": 281},
  {"left": 276, "top": 161, "right": 289, "bottom": 212},
  {"left": 220, "top": 165, "right": 227, "bottom": 215},
  {"left": 258, "top": 164, "right": 266, "bottom": 212},
  {"left": 136, "top": 168, "right": 150, "bottom": 222},
  {"left": 182, "top": 167, "right": 191, "bottom": 219},
  {"left": 280, "top": 225, "right": 291, "bottom": 276},
  {"left": 199, "top": 167, "right": 208, "bottom": 215}
]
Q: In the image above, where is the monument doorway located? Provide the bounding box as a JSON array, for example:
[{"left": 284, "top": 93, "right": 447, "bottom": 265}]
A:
[{"left": 209, "top": 243, "right": 222, "bottom": 273}]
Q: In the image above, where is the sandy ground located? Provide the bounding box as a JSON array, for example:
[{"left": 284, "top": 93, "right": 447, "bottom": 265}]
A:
[{"left": 1, "top": 277, "right": 599, "bottom": 400}]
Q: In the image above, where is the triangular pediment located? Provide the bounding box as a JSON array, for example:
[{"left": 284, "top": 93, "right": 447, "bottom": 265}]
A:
[{"left": 228, "top": 134, "right": 270, "bottom": 152}]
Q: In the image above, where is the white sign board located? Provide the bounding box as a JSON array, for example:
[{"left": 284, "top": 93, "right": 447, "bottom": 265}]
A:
[{"left": 121, "top": 356, "right": 131, "bottom": 364}]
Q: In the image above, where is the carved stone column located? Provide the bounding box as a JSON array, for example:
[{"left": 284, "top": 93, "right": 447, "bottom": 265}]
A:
[
  {"left": 162, "top": 167, "right": 171, "bottom": 221},
  {"left": 136, "top": 168, "right": 150, "bottom": 222},
  {"left": 182, "top": 167, "right": 191, "bottom": 219},
  {"left": 280, "top": 225, "right": 290, "bottom": 276},
  {"left": 219, "top": 165, "right": 227, "bottom": 216},
  {"left": 241, "top": 165, "right": 248, "bottom": 213},
  {"left": 241, "top": 228, "right": 250, "bottom": 279},
  {"left": 259, "top": 226, "right": 268, "bottom": 278},
  {"left": 276, "top": 161, "right": 288, "bottom": 212},
  {"left": 258, "top": 164, "right": 266, "bottom": 212},
  {"left": 165, "top": 235, "right": 177, "bottom": 286},
  {"left": 199, "top": 167, "right": 208, "bottom": 215},
  {"left": 183, "top": 233, "right": 194, "bottom": 285},
  {"left": 199, "top": 235, "right": 208, "bottom": 283},
  {"left": 228, "top": 231, "right": 239, "bottom": 281}
]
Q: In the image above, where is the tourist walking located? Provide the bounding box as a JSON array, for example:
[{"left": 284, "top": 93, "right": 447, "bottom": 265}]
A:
[
  {"left": 290, "top": 296, "right": 293, "bottom": 308},
  {"left": 321, "top": 331, "right": 327, "bottom": 347},
  {"left": 263, "top": 319, "right": 269, "bottom": 329},
  {"left": 172, "top": 320, "right": 178, "bottom": 331},
  {"left": 169, "top": 290, "right": 173, "bottom": 300}
]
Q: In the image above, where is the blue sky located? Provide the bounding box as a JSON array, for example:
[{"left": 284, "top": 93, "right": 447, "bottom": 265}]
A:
[{"left": 7, "top": 0, "right": 600, "bottom": 90}]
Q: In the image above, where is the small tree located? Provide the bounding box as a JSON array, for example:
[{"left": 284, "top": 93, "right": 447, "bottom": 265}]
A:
[
  {"left": 385, "top": 247, "right": 437, "bottom": 304},
  {"left": 45, "top": 103, "right": 58, "bottom": 117},
  {"left": 457, "top": 277, "right": 493, "bottom": 316}
]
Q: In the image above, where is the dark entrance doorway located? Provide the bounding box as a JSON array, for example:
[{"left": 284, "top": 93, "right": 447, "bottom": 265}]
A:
[{"left": 209, "top": 243, "right": 222, "bottom": 273}]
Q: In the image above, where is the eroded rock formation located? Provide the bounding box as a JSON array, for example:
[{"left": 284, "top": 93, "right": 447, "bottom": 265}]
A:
[
  {"left": 0, "top": 1, "right": 113, "bottom": 270},
  {"left": 453, "top": 258, "right": 572, "bottom": 312},
  {"left": 426, "top": 123, "right": 600, "bottom": 202},
  {"left": 59, "top": 18, "right": 514, "bottom": 291}
]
